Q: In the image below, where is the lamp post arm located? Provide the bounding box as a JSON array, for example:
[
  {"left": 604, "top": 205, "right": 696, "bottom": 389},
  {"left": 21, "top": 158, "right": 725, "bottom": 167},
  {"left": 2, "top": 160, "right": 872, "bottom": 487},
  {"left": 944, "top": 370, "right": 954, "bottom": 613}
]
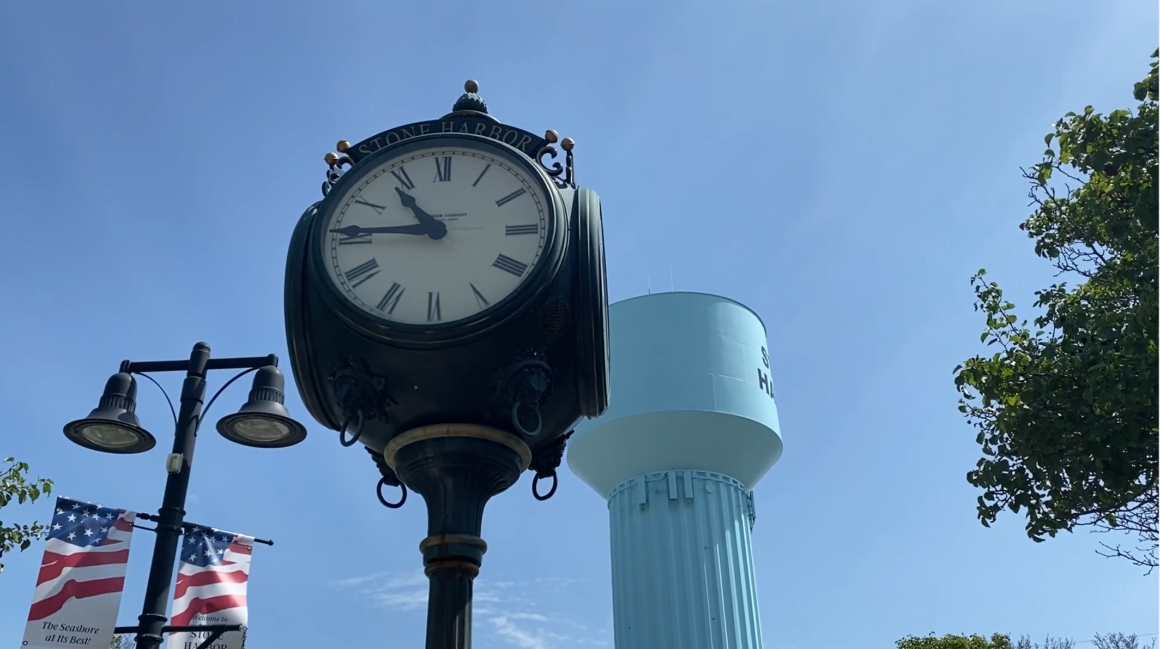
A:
[
  {"left": 121, "top": 353, "right": 277, "bottom": 374},
  {"left": 130, "top": 512, "right": 276, "bottom": 546},
  {"left": 199, "top": 366, "right": 261, "bottom": 427}
]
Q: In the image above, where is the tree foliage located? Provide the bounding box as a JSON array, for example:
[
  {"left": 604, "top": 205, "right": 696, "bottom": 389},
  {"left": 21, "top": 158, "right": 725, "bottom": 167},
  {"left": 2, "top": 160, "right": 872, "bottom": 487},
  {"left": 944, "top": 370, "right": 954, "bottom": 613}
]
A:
[
  {"left": 897, "top": 633, "right": 1020, "bottom": 649},
  {"left": 953, "top": 50, "right": 1159, "bottom": 572},
  {"left": 1094, "top": 634, "right": 1160, "bottom": 649},
  {"left": 0, "top": 456, "right": 54, "bottom": 575},
  {"left": 898, "top": 633, "right": 1156, "bottom": 649}
]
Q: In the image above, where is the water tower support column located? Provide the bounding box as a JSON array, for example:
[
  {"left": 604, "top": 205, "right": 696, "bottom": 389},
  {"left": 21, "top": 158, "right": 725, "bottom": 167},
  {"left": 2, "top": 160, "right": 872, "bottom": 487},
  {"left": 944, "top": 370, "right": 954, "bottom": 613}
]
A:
[{"left": 608, "top": 470, "right": 762, "bottom": 649}]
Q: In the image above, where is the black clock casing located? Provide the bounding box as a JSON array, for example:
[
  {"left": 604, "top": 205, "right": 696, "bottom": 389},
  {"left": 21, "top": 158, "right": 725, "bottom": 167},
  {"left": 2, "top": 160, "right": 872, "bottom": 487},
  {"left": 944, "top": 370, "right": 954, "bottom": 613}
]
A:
[{"left": 284, "top": 134, "right": 609, "bottom": 463}]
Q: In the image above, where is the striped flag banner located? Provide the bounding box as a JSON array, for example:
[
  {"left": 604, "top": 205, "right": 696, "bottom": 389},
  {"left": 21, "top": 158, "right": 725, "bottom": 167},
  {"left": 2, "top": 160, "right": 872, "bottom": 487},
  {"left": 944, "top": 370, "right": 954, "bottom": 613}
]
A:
[
  {"left": 167, "top": 525, "right": 253, "bottom": 649},
  {"left": 21, "top": 496, "right": 137, "bottom": 649}
]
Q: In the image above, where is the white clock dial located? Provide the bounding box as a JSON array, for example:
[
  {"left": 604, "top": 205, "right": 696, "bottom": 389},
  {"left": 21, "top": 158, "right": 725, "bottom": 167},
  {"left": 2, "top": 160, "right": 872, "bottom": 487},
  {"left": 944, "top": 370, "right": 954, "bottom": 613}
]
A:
[{"left": 322, "top": 145, "right": 551, "bottom": 326}]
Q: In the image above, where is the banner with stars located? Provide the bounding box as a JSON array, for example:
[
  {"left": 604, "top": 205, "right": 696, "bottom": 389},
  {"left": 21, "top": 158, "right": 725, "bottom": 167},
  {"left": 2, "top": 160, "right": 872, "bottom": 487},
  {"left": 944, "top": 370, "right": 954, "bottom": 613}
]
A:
[
  {"left": 21, "top": 497, "right": 137, "bottom": 649},
  {"left": 167, "top": 524, "right": 254, "bottom": 649}
]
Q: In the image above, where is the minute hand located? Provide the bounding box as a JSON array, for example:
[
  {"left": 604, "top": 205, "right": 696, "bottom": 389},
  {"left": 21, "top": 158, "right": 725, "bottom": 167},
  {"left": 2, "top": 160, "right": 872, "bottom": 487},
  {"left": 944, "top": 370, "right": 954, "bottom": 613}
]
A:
[{"left": 331, "top": 224, "right": 431, "bottom": 237}]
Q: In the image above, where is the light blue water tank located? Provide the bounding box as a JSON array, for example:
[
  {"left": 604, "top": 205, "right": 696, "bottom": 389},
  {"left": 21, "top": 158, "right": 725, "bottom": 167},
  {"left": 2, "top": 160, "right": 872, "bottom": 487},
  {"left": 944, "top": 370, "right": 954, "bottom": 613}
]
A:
[{"left": 567, "top": 292, "right": 783, "bottom": 649}]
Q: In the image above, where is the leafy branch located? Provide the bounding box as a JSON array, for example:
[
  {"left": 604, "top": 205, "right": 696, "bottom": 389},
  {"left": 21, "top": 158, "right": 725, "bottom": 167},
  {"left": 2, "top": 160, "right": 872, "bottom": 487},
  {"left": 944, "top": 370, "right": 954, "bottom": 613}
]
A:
[
  {"left": 0, "top": 456, "right": 55, "bottom": 575},
  {"left": 953, "top": 50, "right": 1158, "bottom": 573}
]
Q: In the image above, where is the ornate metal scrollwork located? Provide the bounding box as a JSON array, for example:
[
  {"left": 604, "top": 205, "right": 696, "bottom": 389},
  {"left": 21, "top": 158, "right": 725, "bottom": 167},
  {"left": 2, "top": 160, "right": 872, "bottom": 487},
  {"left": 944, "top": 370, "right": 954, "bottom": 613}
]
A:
[
  {"left": 496, "top": 356, "right": 553, "bottom": 439},
  {"left": 535, "top": 130, "right": 576, "bottom": 189},
  {"left": 321, "top": 142, "right": 355, "bottom": 197},
  {"left": 330, "top": 358, "right": 392, "bottom": 447}
]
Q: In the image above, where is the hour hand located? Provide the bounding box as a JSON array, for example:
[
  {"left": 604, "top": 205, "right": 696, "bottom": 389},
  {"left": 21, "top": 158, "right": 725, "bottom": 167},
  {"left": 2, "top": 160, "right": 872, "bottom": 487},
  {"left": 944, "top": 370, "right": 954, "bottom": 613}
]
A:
[
  {"left": 331, "top": 224, "right": 431, "bottom": 237},
  {"left": 394, "top": 186, "right": 418, "bottom": 209},
  {"left": 393, "top": 188, "right": 447, "bottom": 239},
  {"left": 394, "top": 188, "right": 436, "bottom": 223}
]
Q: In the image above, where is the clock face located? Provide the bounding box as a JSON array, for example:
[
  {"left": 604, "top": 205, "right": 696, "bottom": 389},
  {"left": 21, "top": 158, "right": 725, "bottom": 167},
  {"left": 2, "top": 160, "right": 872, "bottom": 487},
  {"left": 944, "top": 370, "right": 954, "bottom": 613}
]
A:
[{"left": 321, "top": 144, "right": 552, "bottom": 326}]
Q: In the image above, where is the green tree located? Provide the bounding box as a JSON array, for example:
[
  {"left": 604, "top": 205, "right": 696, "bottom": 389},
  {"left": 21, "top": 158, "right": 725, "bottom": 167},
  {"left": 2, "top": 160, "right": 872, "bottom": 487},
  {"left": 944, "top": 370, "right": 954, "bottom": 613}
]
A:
[
  {"left": 953, "top": 49, "right": 1159, "bottom": 572},
  {"left": 897, "top": 633, "right": 1017, "bottom": 649},
  {"left": 1094, "top": 634, "right": 1160, "bottom": 649},
  {"left": 898, "top": 635, "right": 1156, "bottom": 649},
  {"left": 0, "top": 456, "right": 55, "bottom": 575}
]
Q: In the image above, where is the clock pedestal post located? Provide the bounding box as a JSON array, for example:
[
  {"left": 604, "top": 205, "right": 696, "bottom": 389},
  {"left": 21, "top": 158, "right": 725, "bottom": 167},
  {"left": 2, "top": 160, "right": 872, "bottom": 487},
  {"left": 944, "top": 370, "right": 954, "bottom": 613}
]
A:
[{"left": 386, "top": 425, "right": 532, "bottom": 649}]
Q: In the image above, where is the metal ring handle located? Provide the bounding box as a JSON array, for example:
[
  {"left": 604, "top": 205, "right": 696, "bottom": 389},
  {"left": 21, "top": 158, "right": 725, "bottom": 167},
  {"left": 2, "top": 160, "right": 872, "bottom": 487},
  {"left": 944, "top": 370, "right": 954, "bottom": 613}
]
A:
[
  {"left": 532, "top": 473, "right": 558, "bottom": 501},
  {"left": 376, "top": 477, "right": 407, "bottom": 509},
  {"left": 339, "top": 412, "right": 365, "bottom": 447},
  {"left": 511, "top": 401, "right": 542, "bottom": 438}
]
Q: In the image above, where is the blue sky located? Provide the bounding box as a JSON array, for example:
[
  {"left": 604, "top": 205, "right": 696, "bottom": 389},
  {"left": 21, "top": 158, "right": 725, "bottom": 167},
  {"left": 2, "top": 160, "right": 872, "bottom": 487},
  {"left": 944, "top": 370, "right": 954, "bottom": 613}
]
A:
[{"left": 1, "top": 2, "right": 1157, "bottom": 648}]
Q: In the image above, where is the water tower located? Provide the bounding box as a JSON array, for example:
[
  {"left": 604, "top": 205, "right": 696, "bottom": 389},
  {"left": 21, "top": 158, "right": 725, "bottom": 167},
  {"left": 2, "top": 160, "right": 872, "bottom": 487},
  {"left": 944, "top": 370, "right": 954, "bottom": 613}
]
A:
[{"left": 567, "top": 292, "right": 783, "bottom": 649}]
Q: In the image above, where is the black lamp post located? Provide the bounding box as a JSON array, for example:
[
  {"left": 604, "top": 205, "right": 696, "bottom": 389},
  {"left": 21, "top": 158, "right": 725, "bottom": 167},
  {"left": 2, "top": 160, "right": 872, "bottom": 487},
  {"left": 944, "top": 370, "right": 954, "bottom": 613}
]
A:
[
  {"left": 382, "top": 424, "right": 535, "bottom": 648},
  {"left": 63, "top": 342, "right": 307, "bottom": 649}
]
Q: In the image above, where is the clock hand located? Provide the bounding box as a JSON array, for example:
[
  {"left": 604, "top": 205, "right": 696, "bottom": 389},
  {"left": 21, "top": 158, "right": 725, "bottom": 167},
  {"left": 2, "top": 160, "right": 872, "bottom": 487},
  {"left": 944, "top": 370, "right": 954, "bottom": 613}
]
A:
[
  {"left": 394, "top": 186, "right": 419, "bottom": 209},
  {"left": 331, "top": 224, "right": 432, "bottom": 237},
  {"left": 393, "top": 187, "right": 438, "bottom": 224},
  {"left": 393, "top": 187, "right": 448, "bottom": 240}
]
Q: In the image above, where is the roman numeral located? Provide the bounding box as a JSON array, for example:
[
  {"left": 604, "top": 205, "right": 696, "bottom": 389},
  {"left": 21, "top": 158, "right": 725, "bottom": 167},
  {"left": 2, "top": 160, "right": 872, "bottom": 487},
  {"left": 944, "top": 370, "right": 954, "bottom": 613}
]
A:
[
  {"left": 338, "top": 234, "right": 372, "bottom": 245},
  {"left": 492, "top": 254, "right": 528, "bottom": 277},
  {"left": 427, "top": 292, "right": 442, "bottom": 322},
  {"left": 495, "top": 188, "right": 526, "bottom": 207},
  {"left": 472, "top": 163, "right": 491, "bottom": 187},
  {"left": 390, "top": 167, "right": 415, "bottom": 190},
  {"left": 343, "top": 259, "right": 380, "bottom": 289},
  {"left": 376, "top": 282, "right": 405, "bottom": 313},
  {"left": 505, "top": 224, "right": 538, "bottom": 236},
  {"left": 470, "top": 283, "right": 490, "bottom": 309},
  {"left": 354, "top": 198, "right": 386, "bottom": 213},
  {"left": 434, "top": 156, "right": 452, "bottom": 182}
]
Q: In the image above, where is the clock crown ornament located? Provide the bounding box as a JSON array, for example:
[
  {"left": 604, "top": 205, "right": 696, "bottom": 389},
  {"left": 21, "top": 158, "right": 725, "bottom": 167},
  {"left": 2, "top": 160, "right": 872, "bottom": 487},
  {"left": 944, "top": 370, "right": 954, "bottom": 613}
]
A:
[
  {"left": 321, "top": 81, "right": 576, "bottom": 198},
  {"left": 450, "top": 79, "right": 489, "bottom": 115}
]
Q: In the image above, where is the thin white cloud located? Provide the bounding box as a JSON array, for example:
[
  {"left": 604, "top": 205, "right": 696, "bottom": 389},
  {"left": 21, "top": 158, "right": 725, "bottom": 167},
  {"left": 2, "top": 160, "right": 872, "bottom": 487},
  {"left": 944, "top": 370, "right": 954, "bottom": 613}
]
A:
[
  {"left": 370, "top": 588, "right": 428, "bottom": 612},
  {"left": 332, "top": 570, "right": 610, "bottom": 648},
  {"left": 382, "top": 573, "right": 428, "bottom": 590},
  {"left": 532, "top": 577, "right": 583, "bottom": 590},
  {"left": 328, "top": 571, "right": 390, "bottom": 588},
  {"left": 504, "top": 613, "right": 549, "bottom": 623},
  {"left": 491, "top": 615, "right": 552, "bottom": 649}
]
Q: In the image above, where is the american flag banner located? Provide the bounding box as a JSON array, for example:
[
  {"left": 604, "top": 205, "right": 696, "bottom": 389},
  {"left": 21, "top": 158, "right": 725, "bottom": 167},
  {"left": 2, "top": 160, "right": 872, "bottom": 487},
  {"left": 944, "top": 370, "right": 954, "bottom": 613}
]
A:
[
  {"left": 21, "top": 497, "right": 137, "bottom": 649},
  {"left": 167, "top": 525, "right": 253, "bottom": 649}
]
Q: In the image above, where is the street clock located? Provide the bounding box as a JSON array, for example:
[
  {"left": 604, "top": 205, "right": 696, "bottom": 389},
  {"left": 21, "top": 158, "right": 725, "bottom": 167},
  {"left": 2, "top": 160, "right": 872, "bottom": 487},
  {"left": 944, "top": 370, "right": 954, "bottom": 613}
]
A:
[{"left": 283, "top": 81, "right": 610, "bottom": 506}]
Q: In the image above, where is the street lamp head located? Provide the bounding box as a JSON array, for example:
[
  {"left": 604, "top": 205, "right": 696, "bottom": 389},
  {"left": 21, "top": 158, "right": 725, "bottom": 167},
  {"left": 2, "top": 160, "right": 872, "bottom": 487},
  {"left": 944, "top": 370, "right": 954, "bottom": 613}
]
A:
[
  {"left": 216, "top": 365, "right": 308, "bottom": 449},
  {"left": 63, "top": 372, "right": 157, "bottom": 454}
]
